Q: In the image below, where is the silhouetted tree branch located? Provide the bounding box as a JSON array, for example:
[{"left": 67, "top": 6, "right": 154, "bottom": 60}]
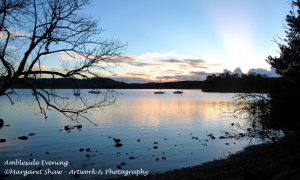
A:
[{"left": 0, "top": 0, "right": 125, "bottom": 122}]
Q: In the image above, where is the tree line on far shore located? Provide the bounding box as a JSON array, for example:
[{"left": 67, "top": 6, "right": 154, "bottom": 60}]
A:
[{"left": 202, "top": 72, "right": 282, "bottom": 92}]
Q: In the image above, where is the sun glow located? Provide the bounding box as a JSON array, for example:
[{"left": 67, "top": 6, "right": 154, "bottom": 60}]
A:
[
  {"left": 200, "top": 0, "right": 270, "bottom": 72},
  {"left": 222, "top": 32, "right": 253, "bottom": 71}
]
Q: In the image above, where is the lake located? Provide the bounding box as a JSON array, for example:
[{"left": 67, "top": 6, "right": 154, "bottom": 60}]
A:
[{"left": 0, "top": 89, "right": 260, "bottom": 179}]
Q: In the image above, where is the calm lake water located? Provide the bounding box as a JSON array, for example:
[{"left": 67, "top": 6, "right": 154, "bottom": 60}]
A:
[{"left": 0, "top": 89, "right": 260, "bottom": 179}]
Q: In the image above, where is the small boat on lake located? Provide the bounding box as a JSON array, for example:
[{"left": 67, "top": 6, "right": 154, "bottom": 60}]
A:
[
  {"left": 173, "top": 90, "right": 183, "bottom": 94},
  {"left": 154, "top": 90, "right": 165, "bottom": 95},
  {"left": 88, "top": 90, "right": 100, "bottom": 94},
  {"left": 154, "top": 76, "right": 165, "bottom": 95}
]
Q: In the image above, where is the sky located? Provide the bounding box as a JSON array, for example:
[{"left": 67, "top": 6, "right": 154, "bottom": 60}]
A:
[{"left": 68, "top": 0, "right": 291, "bottom": 82}]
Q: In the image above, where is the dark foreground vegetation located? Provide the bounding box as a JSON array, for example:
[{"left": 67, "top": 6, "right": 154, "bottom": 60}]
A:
[{"left": 125, "top": 143, "right": 300, "bottom": 180}]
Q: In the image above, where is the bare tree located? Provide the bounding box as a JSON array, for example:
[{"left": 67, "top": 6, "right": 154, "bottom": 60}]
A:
[{"left": 0, "top": 0, "right": 124, "bottom": 122}]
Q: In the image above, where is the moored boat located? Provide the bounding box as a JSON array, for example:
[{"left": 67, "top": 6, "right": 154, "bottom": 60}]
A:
[
  {"left": 173, "top": 90, "right": 183, "bottom": 94},
  {"left": 88, "top": 90, "right": 100, "bottom": 94}
]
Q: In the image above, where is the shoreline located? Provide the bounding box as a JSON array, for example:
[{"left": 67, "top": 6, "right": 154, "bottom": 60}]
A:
[{"left": 124, "top": 143, "right": 300, "bottom": 179}]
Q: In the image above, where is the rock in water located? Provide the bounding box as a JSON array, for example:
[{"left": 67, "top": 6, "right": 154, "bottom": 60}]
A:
[
  {"left": 18, "top": 136, "right": 28, "bottom": 140},
  {"left": 0, "top": 139, "right": 6, "bottom": 143},
  {"left": 114, "top": 138, "right": 121, "bottom": 143},
  {"left": 115, "top": 143, "right": 123, "bottom": 147},
  {"left": 64, "top": 126, "right": 71, "bottom": 131},
  {"left": 76, "top": 125, "right": 82, "bottom": 129},
  {"left": 0, "top": 119, "right": 4, "bottom": 128}
]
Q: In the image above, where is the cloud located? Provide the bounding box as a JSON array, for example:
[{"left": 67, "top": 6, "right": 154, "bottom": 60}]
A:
[
  {"left": 0, "top": 31, "right": 27, "bottom": 39},
  {"left": 156, "top": 59, "right": 209, "bottom": 69},
  {"left": 130, "top": 62, "right": 159, "bottom": 67},
  {"left": 233, "top": 67, "right": 243, "bottom": 75},
  {"left": 248, "top": 68, "right": 280, "bottom": 77},
  {"left": 112, "top": 70, "right": 209, "bottom": 83},
  {"left": 110, "top": 76, "right": 150, "bottom": 83},
  {"left": 32, "top": 65, "right": 49, "bottom": 71},
  {"left": 220, "top": 67, "right": 280, "bottom": 78},
  {"left": 58, "top": 51, "right": 220, "bottom": 83},
  {"left": 58, "top": 52, "right": 85, "bottom": 61},
  {"left": 190, "top": 71, "right": 209, "bottom": 76},
  {"left": 110, "top": 55, "right": 137, "bottom": 64},
  {"left": 160, "top": 71, "right": 209, "bottom": 81},
  {"left": 112, "top": 55, "right": 215, "bottom": 69},
  {"left": 139, "top": 51, "right": 194, "bottom": 60},
  {"left": 99, "top": 51, "right": 222, "bottom": 83}
]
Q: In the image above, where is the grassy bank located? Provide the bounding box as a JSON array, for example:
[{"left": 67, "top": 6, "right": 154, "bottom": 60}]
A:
[{"left": 125, "top": 143, "right": 300, "bottom": 180}]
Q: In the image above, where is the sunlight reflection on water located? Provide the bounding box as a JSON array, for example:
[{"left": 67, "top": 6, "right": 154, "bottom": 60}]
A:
[{"left": 0, "top": 89, "right": 260, "bottom": 179}]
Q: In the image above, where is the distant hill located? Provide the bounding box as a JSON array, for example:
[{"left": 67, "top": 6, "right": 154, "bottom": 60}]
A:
[
  {"left": 3, "top": 77, "right": 204, "bottom": 89},
  {"left": 1, "top": 76, "right": 282, "bottom": 92}
]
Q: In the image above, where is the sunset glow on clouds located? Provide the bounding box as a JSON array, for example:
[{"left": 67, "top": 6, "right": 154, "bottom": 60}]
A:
[
  {"left": 58, "top": 51, "right": 218, "bottom": 82},
  {"left": 102, "top": 51, "right": 221, "bottom": 82},
  {"left": 56, "top": 49, "right": 279, "bottom": 83},
  {"left": 34, "top": 0, "right": 291, "bottom": 82}
]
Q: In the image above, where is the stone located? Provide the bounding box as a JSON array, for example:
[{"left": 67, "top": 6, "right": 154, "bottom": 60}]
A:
[
  {"left": 219, "top": 136, "right": 226, "bottom": 139},
  {"left": 64, "top": 126, "right": 71, "bottom": 131},
  {"left": 114, "top": 143, "right": 123, "bottom": 147},
  {"left": 76, "top": 125, "right": 82, "bottom": 129},
  {"left": 114, "top": 139, "right": 121, "bottom": 143},
  {"left": 18, "top": 136, "right": 28, "bottom": 140}
]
